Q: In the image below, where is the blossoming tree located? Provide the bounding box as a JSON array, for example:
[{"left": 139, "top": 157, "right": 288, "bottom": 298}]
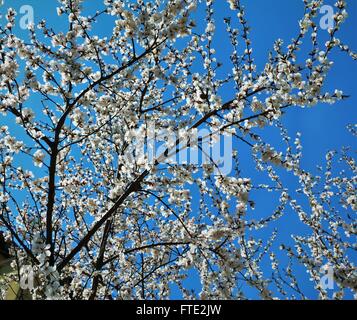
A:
[{"left": 0, "top": 0, "right": 356, "bottom": 299}]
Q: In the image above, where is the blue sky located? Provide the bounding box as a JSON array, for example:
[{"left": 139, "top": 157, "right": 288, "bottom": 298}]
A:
[
  {"left": 1, "top": 0, "right": 356, "bottom": 299},
  {"left": 189, "top": 0, "right": 356, "bottom": 299}
]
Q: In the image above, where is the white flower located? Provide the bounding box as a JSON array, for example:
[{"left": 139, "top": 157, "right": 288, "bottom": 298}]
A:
[
  {"left": 206, "top": 22, "right": 215, "bottom": 33},
  {"left": 334, "top": 89, "right": 343, "bottom": 98},
  {"left": 206, "top": 227, "right": 230, "bottom": 240},
  {"left": 22, "top": 108, "right": 35, "bottom": 121},
  {"left": 33, "top": 150, "right": 45, "bottom": 167},
  {"left": 0, "top": 192, "right": 9, "bottom": 203}
]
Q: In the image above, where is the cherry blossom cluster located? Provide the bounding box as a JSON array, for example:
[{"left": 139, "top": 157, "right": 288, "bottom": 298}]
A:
[{"left": 0, "top": 0, "right": 355, "bottom": 299}]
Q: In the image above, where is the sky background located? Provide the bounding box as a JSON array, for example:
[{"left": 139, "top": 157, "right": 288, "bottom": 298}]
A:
[{"left": 1, "top": 0, "right": 356, "bottom": 299}]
